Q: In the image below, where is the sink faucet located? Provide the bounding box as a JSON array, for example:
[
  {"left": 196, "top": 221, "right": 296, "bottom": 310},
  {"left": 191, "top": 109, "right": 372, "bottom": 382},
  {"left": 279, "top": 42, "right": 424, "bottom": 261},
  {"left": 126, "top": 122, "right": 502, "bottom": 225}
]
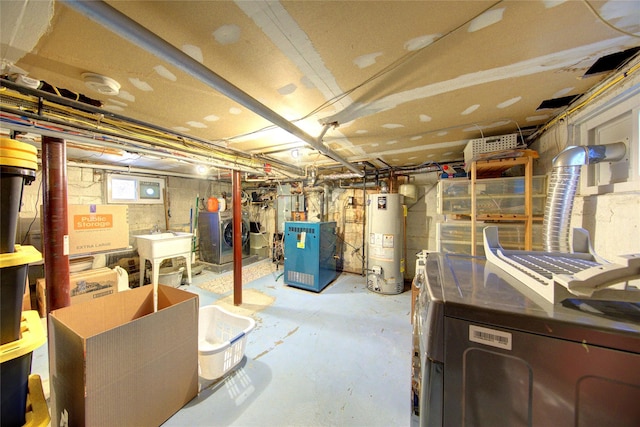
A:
[{"left": 151, "top": 223, "right": 161, "bottom": 234}]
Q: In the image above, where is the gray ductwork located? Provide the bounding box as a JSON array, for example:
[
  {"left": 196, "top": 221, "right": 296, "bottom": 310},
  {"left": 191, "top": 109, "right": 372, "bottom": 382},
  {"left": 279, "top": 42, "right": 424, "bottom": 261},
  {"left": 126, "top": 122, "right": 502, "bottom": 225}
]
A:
[
  {"left": 62, "top": 0, "right": 363, "bottom": 177},
  {"left": 543, "top": 142, "right": 626, "bottom": 252}
]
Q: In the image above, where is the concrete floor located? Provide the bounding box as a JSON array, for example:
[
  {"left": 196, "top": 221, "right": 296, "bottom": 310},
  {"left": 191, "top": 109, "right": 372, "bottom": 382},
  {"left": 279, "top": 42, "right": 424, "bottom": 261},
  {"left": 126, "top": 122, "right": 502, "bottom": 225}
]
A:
[{"left": 31, "top": 260, "right": 412, "bottom": 426}]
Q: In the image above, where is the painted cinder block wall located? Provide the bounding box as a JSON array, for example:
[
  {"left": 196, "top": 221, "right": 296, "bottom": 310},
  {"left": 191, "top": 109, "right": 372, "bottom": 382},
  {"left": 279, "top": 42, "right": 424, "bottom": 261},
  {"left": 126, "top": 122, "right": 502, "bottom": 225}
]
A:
[{"left": 17, "top": 169, "right": 223, "bottom": 251}]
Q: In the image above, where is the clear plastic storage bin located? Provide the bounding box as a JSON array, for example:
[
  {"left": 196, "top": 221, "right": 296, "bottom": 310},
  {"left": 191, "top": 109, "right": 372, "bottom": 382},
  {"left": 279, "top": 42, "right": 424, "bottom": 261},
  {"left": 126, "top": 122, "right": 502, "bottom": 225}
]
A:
[
  {"left": 437, "top": 221, "right": 543, "bottom": 256},
  {"left": 438, "top": 175, "right": 547, "bottom": 216}
]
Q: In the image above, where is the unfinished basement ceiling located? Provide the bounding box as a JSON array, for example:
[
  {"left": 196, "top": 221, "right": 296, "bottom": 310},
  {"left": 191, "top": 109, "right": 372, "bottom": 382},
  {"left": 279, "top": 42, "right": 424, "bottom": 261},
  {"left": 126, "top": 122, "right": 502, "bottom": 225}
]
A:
[{"left": 1, "top": 0, "right": 639, "bottom": 177}]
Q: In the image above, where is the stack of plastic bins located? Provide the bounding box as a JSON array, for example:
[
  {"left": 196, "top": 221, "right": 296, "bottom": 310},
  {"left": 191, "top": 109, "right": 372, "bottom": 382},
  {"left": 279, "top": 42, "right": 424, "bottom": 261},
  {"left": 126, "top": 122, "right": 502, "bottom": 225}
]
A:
[
  {"left": 0, "top": 138, "right": 37, "bottom": 253},
  {"left": 0, "top": 137, "right": 45, "bottom": 426},
  {"left": 0, "top": 311, "right": 47, "bottom": 427}
]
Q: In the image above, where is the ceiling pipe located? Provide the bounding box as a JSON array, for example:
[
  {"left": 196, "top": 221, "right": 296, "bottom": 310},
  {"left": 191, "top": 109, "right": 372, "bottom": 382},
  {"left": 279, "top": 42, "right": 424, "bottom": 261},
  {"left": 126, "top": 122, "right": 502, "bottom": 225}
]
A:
[
  {"left": 317, "top": 163, "right": 441, "bottom": 183},
  {"left": 1, "top": 77, "right": 228, "bottom": 151},
  {"left": 1, "top": 116, "right": 264, "bottom": 174},
  {"left": 65, "top": 161, "right": 226, "bottom": 180},
  {"left": 62, "top": 0, "right": 363, "bottom": 177},
  {"left": 2, "top": 79, "right": 306, "bottom": 176}
]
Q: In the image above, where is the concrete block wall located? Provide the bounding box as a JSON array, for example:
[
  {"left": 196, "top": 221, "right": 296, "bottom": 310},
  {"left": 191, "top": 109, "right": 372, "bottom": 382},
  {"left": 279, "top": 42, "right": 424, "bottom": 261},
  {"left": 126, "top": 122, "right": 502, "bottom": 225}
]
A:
[
  {"left": 332, "top": 188, "right": 366, "bottom": 275},
  {"left": 17, "top": 165, "right": 228, "bottom": 256},
  {"left": 405, "top": 173, "right": 441, "bottom": 278}
]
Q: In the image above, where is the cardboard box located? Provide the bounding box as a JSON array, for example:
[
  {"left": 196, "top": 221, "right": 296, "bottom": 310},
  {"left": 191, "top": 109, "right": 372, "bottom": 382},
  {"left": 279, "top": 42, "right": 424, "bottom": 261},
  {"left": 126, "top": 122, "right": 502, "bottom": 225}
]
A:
[
  {"left": 22, "top": 276, "right": 31, "bottom": 311},
  {"left": 36, "top": 268, "right": 117, "bottom": 317},
  {"left": 68, "top": 205, "right": 129, "bottom": 255},
  {"left": 48, "top": 285, "right": 199, "bottom": 427}
]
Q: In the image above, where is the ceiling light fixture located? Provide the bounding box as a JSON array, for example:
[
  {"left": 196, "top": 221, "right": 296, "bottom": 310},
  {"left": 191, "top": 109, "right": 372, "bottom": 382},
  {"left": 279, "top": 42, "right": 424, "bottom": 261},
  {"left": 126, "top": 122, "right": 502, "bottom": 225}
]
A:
[
  {"left": 82, "top": 72, "right": 121, "bottom": 95},
  {"left": 196, "top": 165, "right": 208, "bottom": 175},
  {"left": 291, "top": 148, "right": 299, "bottom": 159}
]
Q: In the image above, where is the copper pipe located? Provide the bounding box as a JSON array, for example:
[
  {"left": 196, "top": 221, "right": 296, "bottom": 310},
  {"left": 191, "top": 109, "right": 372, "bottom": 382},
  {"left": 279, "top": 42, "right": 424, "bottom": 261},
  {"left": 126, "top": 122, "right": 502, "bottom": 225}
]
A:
[
  {"left": 232, "top": 170, "right": 242, "bottom": 306},
  {"left": 42, "top": 136, "right": 70, "bottom": 313}
]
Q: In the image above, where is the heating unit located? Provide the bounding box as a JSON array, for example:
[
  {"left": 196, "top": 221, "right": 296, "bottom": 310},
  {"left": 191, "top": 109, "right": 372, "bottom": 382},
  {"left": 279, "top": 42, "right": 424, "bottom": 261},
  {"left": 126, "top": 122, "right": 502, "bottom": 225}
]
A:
[{"left": 284, "top": 221, "right": 337, "bottom": 292}]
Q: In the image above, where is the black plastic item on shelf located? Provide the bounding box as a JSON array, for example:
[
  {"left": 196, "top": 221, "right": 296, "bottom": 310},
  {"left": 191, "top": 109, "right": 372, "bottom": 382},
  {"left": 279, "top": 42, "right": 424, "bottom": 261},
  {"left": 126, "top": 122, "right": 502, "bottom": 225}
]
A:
[
  {"left": 0, "top": 263, "right": 29, "bottom": 345},
  {"left": 1, "top": 138, "right": 38, "bottom": 254},
  {"left": 0, "top": 352, "right": 32, "bottom": 427},
  {"left": 0, "top": 311, "right": 45, "bottom": 427},
  {"left": 0, "top": 246, "right": 42, "bottom": 345},
  {"left": 0, "top": 165, "right": 36, "bottom": 254}
]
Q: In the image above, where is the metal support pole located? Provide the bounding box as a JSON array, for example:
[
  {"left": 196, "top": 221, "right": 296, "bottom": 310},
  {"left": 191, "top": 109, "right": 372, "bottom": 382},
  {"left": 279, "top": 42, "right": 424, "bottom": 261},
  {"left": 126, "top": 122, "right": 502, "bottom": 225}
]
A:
[
  {"left": 362, "top": 166, "right": 367, "bottom": 276},
  {"left": 233, "top": 170, "right": 242, "bottom": 306},
  {"left": 42, "top": 136, "right": 70, "bottom": 313}
]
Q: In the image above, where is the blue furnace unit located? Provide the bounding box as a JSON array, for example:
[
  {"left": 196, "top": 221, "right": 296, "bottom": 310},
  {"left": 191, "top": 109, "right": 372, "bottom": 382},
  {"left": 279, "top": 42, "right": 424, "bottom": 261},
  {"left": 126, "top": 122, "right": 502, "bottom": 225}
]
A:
[{"left": 284, "top": 221, "right": 338, "bottom": 292}]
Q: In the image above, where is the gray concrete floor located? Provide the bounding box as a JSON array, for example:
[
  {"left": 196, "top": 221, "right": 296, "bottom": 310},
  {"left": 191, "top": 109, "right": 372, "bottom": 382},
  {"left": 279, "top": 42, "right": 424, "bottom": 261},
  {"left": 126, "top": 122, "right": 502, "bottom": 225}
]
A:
[{"left": 31, "top": 260, "right": 412, "bottom": 426}]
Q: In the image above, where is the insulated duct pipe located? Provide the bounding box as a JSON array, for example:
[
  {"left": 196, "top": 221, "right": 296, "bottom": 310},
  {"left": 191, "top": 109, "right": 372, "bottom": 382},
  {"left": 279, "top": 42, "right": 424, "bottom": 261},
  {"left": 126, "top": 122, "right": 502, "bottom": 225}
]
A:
[
  {"left": 62, "top": 0, "right": 362, "bottom": 177},
  {"left": 543, "top": 142, "right": 626, "bottom": 252}
]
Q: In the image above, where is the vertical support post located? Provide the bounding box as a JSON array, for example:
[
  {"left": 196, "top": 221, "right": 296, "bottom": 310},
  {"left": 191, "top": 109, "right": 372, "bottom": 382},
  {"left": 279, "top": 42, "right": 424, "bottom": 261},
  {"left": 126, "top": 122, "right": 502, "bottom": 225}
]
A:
[
  {"left": 524, "top": 155, "right": 533, "bottom": 251},
  {"left": 232, "top": 170, "right": 242, "bottom": 306},
  {"left": 42, "top": 136, "right": 70, "bottom": 313},
  {"left": 362, "top": 166, "right": 366, "bottom": 276},
  {"left": 470, "top": 161, "right": 478, "bottom": 256}
]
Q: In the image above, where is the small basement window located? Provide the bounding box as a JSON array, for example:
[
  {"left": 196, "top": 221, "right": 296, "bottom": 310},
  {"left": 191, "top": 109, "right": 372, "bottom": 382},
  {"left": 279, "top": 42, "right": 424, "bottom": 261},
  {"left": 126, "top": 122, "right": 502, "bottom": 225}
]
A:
[{"left": 106, "top": 174, "right": 165, "bottom": 204}]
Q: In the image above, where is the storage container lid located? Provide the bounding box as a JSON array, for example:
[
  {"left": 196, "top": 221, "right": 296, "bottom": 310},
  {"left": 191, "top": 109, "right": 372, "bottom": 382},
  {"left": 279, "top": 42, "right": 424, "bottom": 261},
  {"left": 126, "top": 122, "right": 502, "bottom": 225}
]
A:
[
  {"left": 0, "top": 311, "right": 46, "bottom": 363},
  {"left": 0, "top": 138, "right": 38, "bottom": 170},
  {"left": 0, "top": 245, "right": 42, "bottom": 268}
]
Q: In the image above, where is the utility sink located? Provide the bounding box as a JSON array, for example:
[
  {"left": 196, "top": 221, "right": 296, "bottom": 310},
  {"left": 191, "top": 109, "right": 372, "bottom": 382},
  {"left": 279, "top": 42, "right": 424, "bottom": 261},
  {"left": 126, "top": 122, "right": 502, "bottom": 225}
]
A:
[
  {"left": 136, "top": 231, "right": 193, "bottom": 260},
  {"left": 136, "top": 232, "right": 193, "bottom": 310}
]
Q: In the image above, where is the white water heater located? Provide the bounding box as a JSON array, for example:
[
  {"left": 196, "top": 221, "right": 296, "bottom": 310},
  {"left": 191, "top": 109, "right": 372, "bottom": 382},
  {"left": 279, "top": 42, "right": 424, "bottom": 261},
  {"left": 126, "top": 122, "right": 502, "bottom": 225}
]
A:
[{"left": 366, "top": 193, "right": 405, "bottom": 294}]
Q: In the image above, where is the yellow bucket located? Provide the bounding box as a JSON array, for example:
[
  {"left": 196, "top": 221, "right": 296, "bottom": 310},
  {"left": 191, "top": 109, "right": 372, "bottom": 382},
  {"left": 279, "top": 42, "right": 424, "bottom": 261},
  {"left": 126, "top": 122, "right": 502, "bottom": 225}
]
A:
[{"left": 0, "top": 138, "right": 38, "bottom": 170}]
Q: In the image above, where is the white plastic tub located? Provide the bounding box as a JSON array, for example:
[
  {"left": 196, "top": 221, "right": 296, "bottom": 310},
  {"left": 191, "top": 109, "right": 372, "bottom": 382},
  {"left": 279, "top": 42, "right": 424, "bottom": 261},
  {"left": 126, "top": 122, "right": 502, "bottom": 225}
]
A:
[
  {"left": 136, "top": 232, "right": 193, "bottom": 260},
  {"left": 198, "top": 305, "right": 255, "bottom": 380}
]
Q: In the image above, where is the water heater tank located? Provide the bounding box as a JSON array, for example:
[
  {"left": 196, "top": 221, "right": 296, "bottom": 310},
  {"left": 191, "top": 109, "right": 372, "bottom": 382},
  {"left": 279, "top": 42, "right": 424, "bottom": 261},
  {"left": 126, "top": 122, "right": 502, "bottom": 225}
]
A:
[{"left": 366, "top": 193, "right": 405, "bottom": 294}]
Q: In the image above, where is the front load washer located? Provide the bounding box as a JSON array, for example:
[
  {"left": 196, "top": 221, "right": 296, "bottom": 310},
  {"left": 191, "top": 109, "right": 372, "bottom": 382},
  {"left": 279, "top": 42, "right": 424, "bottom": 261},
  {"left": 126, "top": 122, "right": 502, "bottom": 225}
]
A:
[
  {"left": 198, "top": 211, "right": 250, "bottom": 264},
  {"left": 219, "top": 211, "right": 250, "bottom": 264},
  {"left": 198, "top": 211, "right": 222, "bottom": 264}
]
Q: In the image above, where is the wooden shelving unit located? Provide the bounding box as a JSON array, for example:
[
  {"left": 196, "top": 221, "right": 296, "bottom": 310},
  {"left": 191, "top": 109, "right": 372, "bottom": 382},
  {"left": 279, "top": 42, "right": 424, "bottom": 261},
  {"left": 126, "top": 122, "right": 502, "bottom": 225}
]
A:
[{"left": 469, "top": 150, "right": 539, "bottom": 255}]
